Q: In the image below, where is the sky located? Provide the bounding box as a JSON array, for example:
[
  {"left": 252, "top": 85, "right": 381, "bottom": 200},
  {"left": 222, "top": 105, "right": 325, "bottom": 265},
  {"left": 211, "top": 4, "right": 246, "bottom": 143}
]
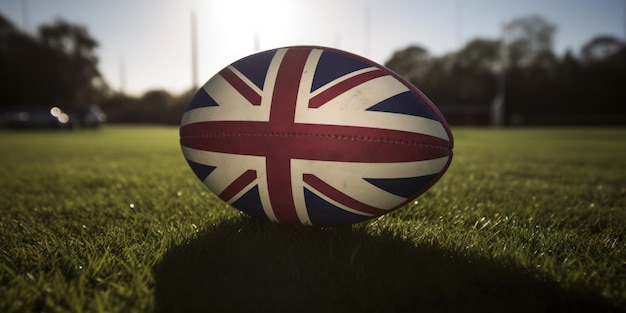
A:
[{"left": 1, "top": 0, "right": 624, "bottom": 96}]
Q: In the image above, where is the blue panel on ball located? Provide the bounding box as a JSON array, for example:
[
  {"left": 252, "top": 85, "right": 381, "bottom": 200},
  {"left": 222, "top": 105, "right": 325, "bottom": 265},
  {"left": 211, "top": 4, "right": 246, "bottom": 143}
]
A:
[
  {"left": 304, "top": 188, "right": 372, "bottom": 225},
  {"left": 364, "top": 174, "right": 438, "bottom": 198},
  {"left": 186, "top": 88, "right": 219, "bottom": 111},
  {"left": 366, "top": 91, "right": 438, "bottom": 120},
  {"left": 185, "top": 159, "right": 216, "bottom": 182},
  {"left": 232, "top": 49, "right": 276, "bottom": 90},
  {"left": 311, "top": 50, "right": 371, "bottom": 92},
  {"left": 231, "top": 185, "right": 269, "bottom": 221}
]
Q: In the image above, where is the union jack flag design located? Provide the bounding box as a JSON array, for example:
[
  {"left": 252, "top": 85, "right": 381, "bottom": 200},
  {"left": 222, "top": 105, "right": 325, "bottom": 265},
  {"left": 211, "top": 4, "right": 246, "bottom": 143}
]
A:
[{"left": 180, "top": 46, "right": 453, "bottom": 225}]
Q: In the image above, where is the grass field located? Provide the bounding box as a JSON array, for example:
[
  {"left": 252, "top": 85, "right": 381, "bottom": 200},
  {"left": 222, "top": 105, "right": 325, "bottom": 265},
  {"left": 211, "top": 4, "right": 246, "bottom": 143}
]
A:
[{"left": 0, "top": 126, "right": 624, "bottom": 312}]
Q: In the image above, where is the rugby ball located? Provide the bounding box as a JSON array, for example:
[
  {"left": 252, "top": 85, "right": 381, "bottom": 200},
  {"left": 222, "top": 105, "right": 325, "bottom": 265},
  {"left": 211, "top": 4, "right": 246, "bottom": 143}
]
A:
[{"left": 180, "top": 46, "right": 453, "bottom": 225}]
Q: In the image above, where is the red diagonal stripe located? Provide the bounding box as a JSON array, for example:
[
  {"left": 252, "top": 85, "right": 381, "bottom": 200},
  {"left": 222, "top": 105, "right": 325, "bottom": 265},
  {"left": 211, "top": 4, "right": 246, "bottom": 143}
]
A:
[
  {"left": 220, "top": 67, "right": 262, "bottom": 106},
  {"left": 218, "top": 169, "right": 257, "bottom": 202},
  {"left": 303, "top": 174, "right": 387, "bottom": 215},
  {"left": 308, "top": 69, "right": 387, "bottom": 108}
]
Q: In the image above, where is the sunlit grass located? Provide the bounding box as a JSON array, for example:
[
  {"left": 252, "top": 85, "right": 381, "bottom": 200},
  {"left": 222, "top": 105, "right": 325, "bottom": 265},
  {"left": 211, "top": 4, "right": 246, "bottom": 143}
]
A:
[{"left": 1, "top": 126, "right": 624, "bottom": 312}]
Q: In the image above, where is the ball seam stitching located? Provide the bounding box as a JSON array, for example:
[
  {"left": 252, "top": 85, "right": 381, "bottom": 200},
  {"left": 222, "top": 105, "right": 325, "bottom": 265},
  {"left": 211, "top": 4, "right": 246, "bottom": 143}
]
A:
[{"left": 182, "top": 132, "right": 450, "bottom": 150}]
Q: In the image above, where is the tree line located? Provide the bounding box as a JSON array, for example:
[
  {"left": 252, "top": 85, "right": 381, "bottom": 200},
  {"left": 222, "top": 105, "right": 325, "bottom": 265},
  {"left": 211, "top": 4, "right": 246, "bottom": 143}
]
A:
[
  {"left": 0, "top": 14, "right": 189, "bottom": 125},
  {"left": 1, "top": 14, "right": 624, "bottom": 126},
  {"left": 0, "top": 15, "right": 106, "bottom": 108},
  {"left": 385, "top": 15, "right": 626, "bottom": 125}
]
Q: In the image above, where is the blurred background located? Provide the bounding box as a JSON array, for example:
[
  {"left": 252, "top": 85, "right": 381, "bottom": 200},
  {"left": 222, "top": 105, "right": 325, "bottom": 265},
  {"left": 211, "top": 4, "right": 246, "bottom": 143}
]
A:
[{"left": 0, "top": 0, "right": 624, "bottom": 127}]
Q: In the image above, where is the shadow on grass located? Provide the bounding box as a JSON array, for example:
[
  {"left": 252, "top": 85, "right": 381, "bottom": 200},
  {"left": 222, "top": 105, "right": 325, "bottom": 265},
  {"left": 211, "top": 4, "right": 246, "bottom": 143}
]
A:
[{"left": 153, "top": 218, "right": 617, "bottom": 313}]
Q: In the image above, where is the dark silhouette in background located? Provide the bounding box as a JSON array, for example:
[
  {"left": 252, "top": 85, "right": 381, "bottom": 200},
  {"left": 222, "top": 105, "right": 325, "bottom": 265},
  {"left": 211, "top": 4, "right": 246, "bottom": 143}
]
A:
[
  {"left": 386, "top": 15, "right": 626, "bottom": 125},
  {"left": 1, "top": 14, "right": 624, "bottom": 127},
  {"left": 0, "top": 15, "right": 107, "bottom": 128},
  {"left": 0, "top": 16, "right": 105, "bottom": 107}
]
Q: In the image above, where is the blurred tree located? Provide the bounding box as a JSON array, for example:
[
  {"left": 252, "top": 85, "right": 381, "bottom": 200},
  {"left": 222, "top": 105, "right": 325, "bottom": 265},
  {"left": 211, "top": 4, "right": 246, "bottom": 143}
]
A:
[
  {"left": 454, "top": 38, "right": 501, "bottom": 73},
  {"left": 0, "top": 14, "right": 38, "bottom": 105},
  {"left": 384, "top": 15, "right": 624, "bottom": 125},
  {"left": 136, "top": 90, "right": 174, "bottom": 124},
  {"left": 170, "top": 89, "right": 194, "bottom": 123},
  {"left": 38, "top": 19, "right": 108, "bottom": 107},
  {"left": 98, "top": 94, "right": 137, "bottom": 123},
  {"left": 505, "top": 15, "right": 556, "bottom": 68},
  {"left": 577, "top": 36, "right": 626, "bottom": 120},
  {"left": 386, "top": 39, "right": 500, "bottom": 106},
  {"left": 99, "top": 89, "right": 191, "bottom": 125},
  {"left": 0, "top": 14, "right": 108, "bottom": 108},
  {"left": 580, "top": 35, "right": 624, "bottom": 64},
  {"left": 503, "top": 15, "right": 559, "bottom": 121},
  {"left": 385, "top": 45, "right": 432, "bottom": 84},
  {"left": 449, "top": 38, "right": 500, "bottom": 103}
]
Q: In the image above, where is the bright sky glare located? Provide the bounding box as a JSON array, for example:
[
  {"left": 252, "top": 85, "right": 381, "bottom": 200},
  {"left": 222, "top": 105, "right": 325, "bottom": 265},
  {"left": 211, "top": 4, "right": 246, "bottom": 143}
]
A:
[{"left": 1, "top": 0, "right": 624, "bottom": 95}]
